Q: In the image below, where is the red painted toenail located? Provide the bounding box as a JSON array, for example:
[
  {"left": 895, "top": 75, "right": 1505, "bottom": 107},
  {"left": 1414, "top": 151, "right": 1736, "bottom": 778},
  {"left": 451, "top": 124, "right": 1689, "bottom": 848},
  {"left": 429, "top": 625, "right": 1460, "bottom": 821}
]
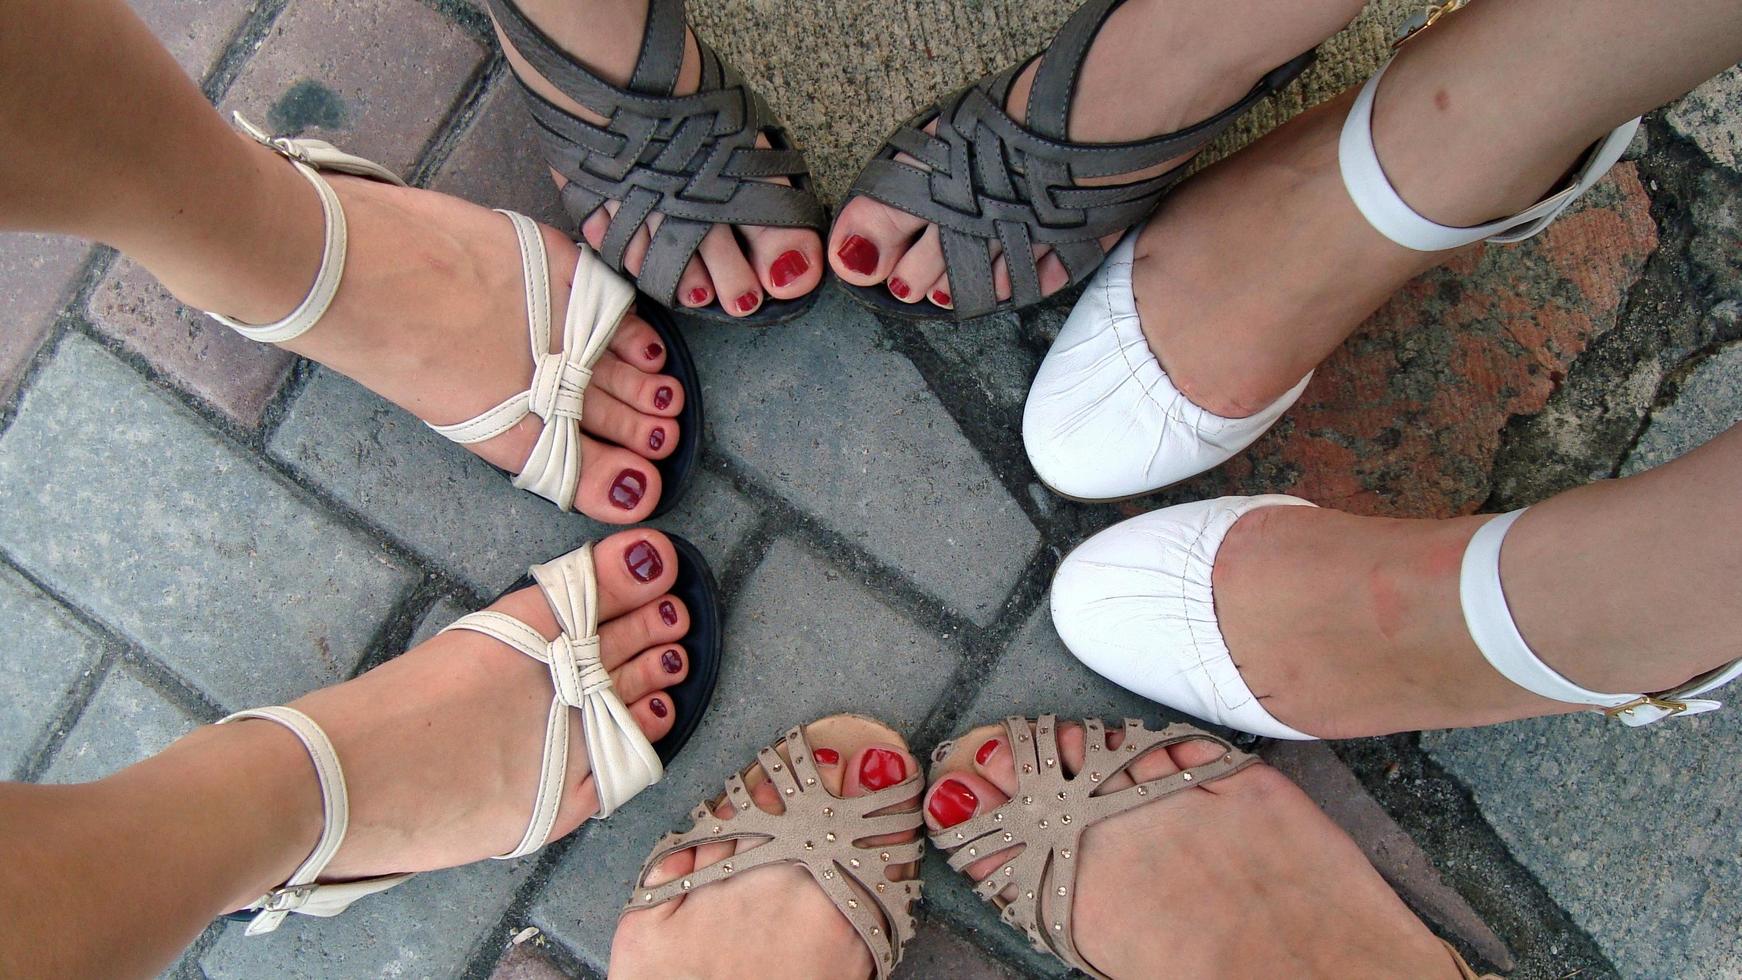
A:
[
  {"left": 735, "top": 291, "right": 760, "bottom": 313},
  {"left": 859, "top": 747, "right": 907, "bottom": 790},
  {"left": 661, "top": 649, "right": 683, "bottom": 674},
  {"left": 609, "top": 470, "right": 646, "bottom": 510},
  {"left": 770, "top": 250, "right": 809, "bottom": 288},
  {"left": 927, "top": 778, "right": 978, "bottom": 828},
  {"left": 932, "top": 289, "right": 951, "bottom": 307},
  {"left": 687, "top": 287, "right": 710, "bottom": 306},
  {"left": 814, "top": 747, "right": 840, "bottom": 766},
  {"left": 648, "top": 427, "right": 665, "bottom": 452},
  {"left": 644, "top": 342, "right": 664, "bottom": 360},
  {"left": 975, "top": 738, "right": 1000, "bottom": 765},
  {"left": 624, "top": 540, "right": 664, "bottom": 583},
  {"left": 837, "top": 235, "right": 879, "bottom": 276},
  {"left": 650, "top": 697, "right": 668, "bottom": 718},
  {"left": 659, "top": 600, "right": 678, "bottom": 626},
  {"left": 654, "top": 386, "right": 673, "bottom": 410},
  {"left": 888, "top": 277, "right": 911, "bottom": 300}
]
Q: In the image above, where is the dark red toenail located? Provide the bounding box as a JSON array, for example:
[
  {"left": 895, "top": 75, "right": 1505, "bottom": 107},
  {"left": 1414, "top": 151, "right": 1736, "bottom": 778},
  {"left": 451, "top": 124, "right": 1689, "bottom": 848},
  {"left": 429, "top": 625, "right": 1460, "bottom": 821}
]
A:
[
  {"left": 654, "top": 386, "right": 673, "bottom": 410},
  {"left": 927, "top": 778, "right": 978, "bottom": 827},
  {"left": 661, "top": 649, "right": 683, "bottom": 674},
  {"left": 814, "top": 747, "right": 840, "bottom": 766},
  {"left": 650, "top": 697, "right": 668, "bottom": 718},
  {"left": 975, "top": 738, "right": 1000, "bottom": 765},
  {"left": 624, "top": 540, "right": 663, "bottom": 583},
  {"left": 770, "top": 250, "right": 809, "bottom": 288},
  {"left": 609, "top": 470, "right": 646, "bottom": 510},
  {"left": 859, "top": 747, "right": 907, "bottom": 790},
  {"left": 932, "top": 289, "right": 951, "bottom": 307},
  {"left": 888, "top": 277, "right": 911, "bottom": 300},
  {"left": 644, "top": 341, "right": 664, "bottom": 360},
  {"left": 648, "top": 427, "right": 665, "bottom": 451},
  {"left": 837, "top": 235, "right": 879, "bottom": 276},
  {"left": 687, "top": 287, "right": 709, "bottom": 306},
  {"left": 659, "top": 600, "right": 678, "bottom": 626},
  {"left": 735, "top": 291, "right": 759, "bottom": 314}
]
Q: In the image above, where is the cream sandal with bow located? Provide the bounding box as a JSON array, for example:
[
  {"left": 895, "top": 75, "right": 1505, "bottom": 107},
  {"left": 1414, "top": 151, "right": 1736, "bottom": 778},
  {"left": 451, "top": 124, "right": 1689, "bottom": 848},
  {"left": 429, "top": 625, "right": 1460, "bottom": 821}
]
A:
[
  {"left": 621, "top": 715, "right": 925, "bottom": 978},
  {"left": 205, "top": 115, "right": 702, "bottom": 516},
  {"left": 223, "top": 539, "right": 722, "bottom": 934}
]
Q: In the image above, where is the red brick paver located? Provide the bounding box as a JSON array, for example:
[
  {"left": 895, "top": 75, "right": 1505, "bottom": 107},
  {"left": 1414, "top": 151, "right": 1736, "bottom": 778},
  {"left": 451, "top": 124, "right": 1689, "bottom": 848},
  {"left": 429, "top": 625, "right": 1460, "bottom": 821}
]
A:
[
  {"left": 432, "top": 77, "right": 568, "bottom": 227},
  {"left": 128, "top": 0, "right": 252, "bottom": 81},
  {"left": 0, "top": 234, "right": 87, "bottom": 404}
]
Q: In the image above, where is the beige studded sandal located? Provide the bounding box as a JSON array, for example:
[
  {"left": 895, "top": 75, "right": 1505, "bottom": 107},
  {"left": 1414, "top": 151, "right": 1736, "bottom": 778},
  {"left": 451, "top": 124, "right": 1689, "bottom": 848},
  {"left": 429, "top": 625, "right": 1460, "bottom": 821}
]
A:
[
  {"left": 622, "top": 715, "right": 925, "bottom": 978},
  {"left": 929, "top": 715, "right": 1500, "bottom": 979}
]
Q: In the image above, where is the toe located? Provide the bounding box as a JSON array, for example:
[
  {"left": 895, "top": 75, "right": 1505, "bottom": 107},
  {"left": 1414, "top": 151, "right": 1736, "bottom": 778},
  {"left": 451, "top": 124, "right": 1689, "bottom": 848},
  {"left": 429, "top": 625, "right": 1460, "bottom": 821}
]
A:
[
  {"left": 828, "top": 196, "right": 925, "bottom": 286},
  {"left": 607, "top": 313, "right": 669, "bottom": 373},
  {"left": 1036, "top": 249, "right": 1070, "bottom": 296},
  {"left": 581, "top": 383, "right": 680, "bottom": 461},
  {"left": 744, "top": 226, "right": 823, "bottom": 300},
  {"left": 923, "top": 271, "right": 953, "bottom": 311},
  {"left": 572, "top": 438, "right": 662, "bottom": 523},
  {"left": 967, "top": 730, "right": 1019, "bottom": 799},
  {"left": 580, "top": 205, "right": 611, "bottom": 252},
  {"left": 696, "top": 224, "right": 761, "bottom": 318},
  {"left": 589, "top": 352, "right": 683, "bottom": 418},
  {"left": 592, "top": 530, "right": 680, "bottom": 616},
  {"left": 676, "top": 258, "right": 715, "bottom": 310},
  {"left": 601, "top": 595, "right": 689, "bottom": 666},
  {"left": 840, "top": 743, "right": 918, "bottom": 798},
  {"left": 886, "top": 225, "right": 947, "bottom": 305},
  {"left": 628, "top": 691, "right": 678, "bottom": 742},
  {"left": 610, "top": 643, "right": 688, "bottom": 704}
]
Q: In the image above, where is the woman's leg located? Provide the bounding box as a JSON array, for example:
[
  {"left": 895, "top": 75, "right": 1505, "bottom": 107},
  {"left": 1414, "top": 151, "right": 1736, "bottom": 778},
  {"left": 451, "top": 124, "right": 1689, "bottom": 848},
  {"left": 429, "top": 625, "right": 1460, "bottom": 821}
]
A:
[
  {"left": 0, "top": 530, "right": 693, "bottom": 978},
  {"left": 0, "top": 0, "right": 687, "bottom": 523}
]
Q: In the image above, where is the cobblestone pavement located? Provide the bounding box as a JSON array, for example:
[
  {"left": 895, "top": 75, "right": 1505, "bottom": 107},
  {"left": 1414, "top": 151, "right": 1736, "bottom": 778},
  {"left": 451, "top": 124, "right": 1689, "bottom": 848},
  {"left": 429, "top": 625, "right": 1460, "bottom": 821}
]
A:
[{"left": 1, "top": 1, "right": 1739, "bottom": 978}]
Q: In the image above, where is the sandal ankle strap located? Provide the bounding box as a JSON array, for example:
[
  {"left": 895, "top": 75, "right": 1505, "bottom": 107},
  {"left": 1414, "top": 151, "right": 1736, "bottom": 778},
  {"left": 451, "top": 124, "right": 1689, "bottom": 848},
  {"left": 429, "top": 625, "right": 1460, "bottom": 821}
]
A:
[
  {"left": 1338, "top": 59, "right": 1638, "bottom": 253},
  {"left": 204, "top": 114, "right": 407, "bottom": 344},
  {"left": 1460, "top": 509, "right": 1742, "bottom": 725},
  {"left": 218, "top": 706, "right": 412, "bottom": 934},
  {"left": 425, "top": 210, "right": 634, "bottom": 511},
  {"left": 440, "top": 542, "right": 662, "bottom": 855}
]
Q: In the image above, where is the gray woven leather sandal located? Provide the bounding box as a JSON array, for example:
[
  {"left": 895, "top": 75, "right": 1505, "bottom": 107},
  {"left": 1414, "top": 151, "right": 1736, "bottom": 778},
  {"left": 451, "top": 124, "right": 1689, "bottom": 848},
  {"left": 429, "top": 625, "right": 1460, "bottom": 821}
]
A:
[
  {"left": 488, "top": 0, "right": 826, "bottom": 325},
  {"left": 930, "top": 715, "right": 1501, "bottom": 978},
  {"left": 622, "top": 715, "right": 925, "bottom": 978},
  {"left": 841, "top": 0, "right": 1315, "bottom": 321}
]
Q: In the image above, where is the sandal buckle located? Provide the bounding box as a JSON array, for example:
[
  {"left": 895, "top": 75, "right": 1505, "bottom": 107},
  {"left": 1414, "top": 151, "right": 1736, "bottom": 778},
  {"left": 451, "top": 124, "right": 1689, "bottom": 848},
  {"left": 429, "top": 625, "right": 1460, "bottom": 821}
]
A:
[
  {"left": 256, "top": 883, "right": 317, "bottom": 913},
  {"left": 1601, "top": 695, "right": 1690, "bottom": 720},
  {"left": 1392, "top": 0, "right": 1470, "bottom": 48}
]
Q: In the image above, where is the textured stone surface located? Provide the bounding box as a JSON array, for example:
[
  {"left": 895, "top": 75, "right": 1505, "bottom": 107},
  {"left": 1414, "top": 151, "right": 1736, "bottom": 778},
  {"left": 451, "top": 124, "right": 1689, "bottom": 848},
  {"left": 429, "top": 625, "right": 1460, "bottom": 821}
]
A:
[
  {"left": 894, "top": 925, "right": 1023, "bottom": 980},
  {"left": 1425, "top": 712, "right": 1742, "bottom": 977},
  {"left": 0, "top": 234, "right": 87, "bottom": 404},
  {"left": 647, "top": 469, "right": 761, "bottom": 576},
  {"left": 1692, "top": 169, "right": 1742, "bottom": 304},
  {"left": 0, "top": 337, "right": 416, "bottom": 708},
  {"left": 1669, "top": 65, "right": 1742, "bottom": 174},
  {"left": 689, "top": 290, "right": 1039, "bottom": 624},
  {"left": 1621, "top": 341, "right": 1742, "bottom": 476},
  {"left": 1200, "top": 168, "right": 1659, "bottom": 518},
  {"left": 490, "top": 941, "right": 570, "bottom": 980},
  {"left": 432, "top": 77, "right": 568, "bottom": 227},
  {"left": 86, "top": 259, "right": 297, "bottom": 427},
  {"left": 203, "top": 854, "right": 536, "bottom": 979},
  {"left": 0, "top": 563, "right": 108, "bottom": 779},
  {"left": 221, "top": 0, "right": 485, "bottom": 175},
  {"left": 532, "top": 537, "right": 963, "bottom": 968},
  {"left": 45, "top": 665, "right": 200, "bottom": 785},
  {"left": 409, "top": 595, "right": 473, "bottom": 650},
  {"left": 129, "top": 0, "right": 253, "bottom": 80},
  {"left": 963, "top": 605, "right": 1157, "bottom": 726}
]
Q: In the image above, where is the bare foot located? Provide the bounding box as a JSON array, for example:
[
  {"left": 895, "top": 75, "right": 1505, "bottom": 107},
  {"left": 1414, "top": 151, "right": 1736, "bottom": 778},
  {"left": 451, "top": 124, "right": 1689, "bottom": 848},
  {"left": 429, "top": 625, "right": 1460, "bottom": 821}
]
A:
[
  {"left": 610, "top": 716, "right": 922, "bottom": 978},
  {"left": 924, "top": 718, "right": 1462, "bottom": 978}
]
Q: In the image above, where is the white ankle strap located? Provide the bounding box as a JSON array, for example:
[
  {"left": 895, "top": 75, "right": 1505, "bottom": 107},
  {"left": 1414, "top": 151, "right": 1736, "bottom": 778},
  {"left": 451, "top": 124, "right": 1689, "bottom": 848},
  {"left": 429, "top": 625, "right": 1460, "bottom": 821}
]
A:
[
  {"left": 1338, "top": 59, "right": 1640, "bottom": 252},
  {"left": 425, "top": 212, "right": 635, "bottom": 511},
  {"left": 1460, "top": 509, "right": 1742, "bottom": 726},
  {"left": 439, "top": 542, "right": 662, "bottom": 854},
  {"left": 205, "top": 114, "right": 407, "bottom": 344},
  {"left": 218, "top": 706, "right": 411, "bottom": 934}
]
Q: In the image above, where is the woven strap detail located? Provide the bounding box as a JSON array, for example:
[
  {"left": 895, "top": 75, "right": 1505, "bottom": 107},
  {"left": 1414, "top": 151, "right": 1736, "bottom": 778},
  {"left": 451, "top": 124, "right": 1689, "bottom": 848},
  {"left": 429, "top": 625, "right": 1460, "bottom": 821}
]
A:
[
  {"left": 488, "top": 0, "right": 824, "bottom": 306},
  {"left": 929, "top": 716, "right": 1254, "bottom": 979},
  {"left": 623, "top": 724, "right": 925, "bottom": 979},
  {"left": 440, "top": 543, "right": 662, "bottom": 855},
  {"left": 426, "top": 211, "right": 634, "bottom": 511},
  {"left": 847, "top": 0, "right": 1312, "bottom": 317}
]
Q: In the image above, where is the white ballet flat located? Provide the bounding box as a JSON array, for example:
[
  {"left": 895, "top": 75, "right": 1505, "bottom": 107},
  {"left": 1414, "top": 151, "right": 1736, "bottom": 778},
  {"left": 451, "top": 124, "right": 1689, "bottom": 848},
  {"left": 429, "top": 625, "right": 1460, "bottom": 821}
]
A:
[
  {"left": 1022, "top": 52, "right": 1640, "bottom": 503},
  {"left": 1052, "top": 497, "right": 1742, "bottom": 739}
]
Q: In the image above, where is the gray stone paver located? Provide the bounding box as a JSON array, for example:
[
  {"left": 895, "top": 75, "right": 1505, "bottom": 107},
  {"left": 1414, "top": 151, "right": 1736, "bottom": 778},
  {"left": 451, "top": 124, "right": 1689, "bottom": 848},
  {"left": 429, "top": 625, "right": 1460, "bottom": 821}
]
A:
[
  {"left": 0, "top": 336, "right": 416, "bottom": 709},
  {"left": 409, "top": 596, "right": 472, "bottom": 650},
  {"left": 963, "top": 605, "right": 1158, "bottom": 726},
  {"left": 1669, "top": 65, "right": 1742, "bottom": 174},
  {"left": 532, "top": 536, "right": 964, "bottom": 968},
  {"left": 0, "top": 233, "right": 87, "bottom": 403},
  {"left": 1621, "top": 340, "right": 1742, "bottom": 476},
  {"left": 201, "top": 853, "right": 538, "bottom": 979},
  {"left": 45, "top": 664, "right": 200, "bottom": 785},
  {"left": 0, "top": 562, "right": 109, "bottom": 779},
  {"left": 688, "top": 289, "right": 1040, "bottom": 626}
]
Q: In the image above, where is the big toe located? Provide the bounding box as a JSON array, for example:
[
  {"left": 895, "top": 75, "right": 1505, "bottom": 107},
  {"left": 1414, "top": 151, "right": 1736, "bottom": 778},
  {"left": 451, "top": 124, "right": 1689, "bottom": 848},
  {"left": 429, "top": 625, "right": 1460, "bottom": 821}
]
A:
[
  {"left": 829, "top": 196, "right": 926, "bottom": 286},
  {"left": 573, "top": 439, "right": 663, "bottom": 524}
]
